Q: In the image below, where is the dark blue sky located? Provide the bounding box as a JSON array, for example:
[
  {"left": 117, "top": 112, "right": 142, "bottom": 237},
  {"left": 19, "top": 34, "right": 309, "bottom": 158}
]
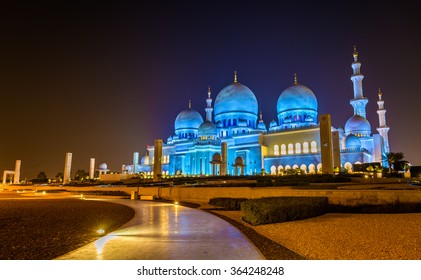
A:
[{"left": 1, "top": 1, "right": 420, "bottom": 179}]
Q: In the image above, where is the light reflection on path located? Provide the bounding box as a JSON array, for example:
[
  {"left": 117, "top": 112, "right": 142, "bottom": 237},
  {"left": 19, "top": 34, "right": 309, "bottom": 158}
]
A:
[{"left": 56, "top": 199, "right": 264, "bottom": 260}]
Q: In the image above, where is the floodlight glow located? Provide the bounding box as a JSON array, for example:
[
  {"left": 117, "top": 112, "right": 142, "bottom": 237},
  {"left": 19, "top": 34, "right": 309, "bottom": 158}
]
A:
[{"left": 97, "top": 229, "right": 105, "bottom": 235}]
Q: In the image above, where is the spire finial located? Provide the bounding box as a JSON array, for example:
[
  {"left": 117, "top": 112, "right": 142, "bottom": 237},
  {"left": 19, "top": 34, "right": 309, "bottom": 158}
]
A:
[
  {"left": 353, "top": 45, "right": 358, "bottom": 62},
  {"left": 207, "top": 86, "right": 211, "bottom": 98},
  {"left": 188, "top": 99, "right": 191, "bottom": 108},
  {"left": 294, "top": 73, "right": 298, "bottom": 85},
  {"left": 378, "top": 88, "right": 382, "bottom": 100},
  {"left": 234, "top": 70, "right": 238, "bottom": 83}
]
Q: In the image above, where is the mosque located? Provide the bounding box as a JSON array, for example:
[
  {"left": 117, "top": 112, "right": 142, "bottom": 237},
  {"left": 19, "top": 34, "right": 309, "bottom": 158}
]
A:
[{"left": 125, "top": 48, "right": 390, "bottom": 177}]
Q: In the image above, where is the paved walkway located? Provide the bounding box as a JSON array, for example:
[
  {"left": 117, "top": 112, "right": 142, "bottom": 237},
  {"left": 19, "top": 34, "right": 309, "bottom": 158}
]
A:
[{"left": 56, "top": 199, "right": 264, "bottom": 260}]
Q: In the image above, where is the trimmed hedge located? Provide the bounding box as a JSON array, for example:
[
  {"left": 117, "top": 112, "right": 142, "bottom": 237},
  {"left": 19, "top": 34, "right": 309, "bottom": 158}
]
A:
[
  {"left": 241, "top": 196, "right": 329, "bottom": 225},
  {"left": 208, "top": 197, "right": 248, "bottom": 210},
  {"left": 330, "top": 202, "right": 421, "bottom": 213}
]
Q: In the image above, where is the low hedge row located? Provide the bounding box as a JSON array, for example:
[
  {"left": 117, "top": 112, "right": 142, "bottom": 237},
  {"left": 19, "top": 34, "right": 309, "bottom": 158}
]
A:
[
  {"left": 241, "top": 196, "right": 329, "bottom": 225},
  {"left": 208, "top": 197, "right": 248, "bottom": 210}
]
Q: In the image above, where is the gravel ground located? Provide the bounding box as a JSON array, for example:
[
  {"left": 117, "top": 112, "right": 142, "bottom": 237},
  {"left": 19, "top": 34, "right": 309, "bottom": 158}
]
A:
[
  {"left": 0, "top": 198, "right": 134, "bottom": 260},
  {"left": 212, "top": 210, "right": 421, "bottom": 260}
]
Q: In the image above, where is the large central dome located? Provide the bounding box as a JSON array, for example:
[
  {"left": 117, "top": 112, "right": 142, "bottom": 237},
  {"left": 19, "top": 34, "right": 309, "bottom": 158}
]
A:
[
  {"left": 276, "top": 78, "right": 318, "bottom": 130},
  {"left": 277, "top": 84, "right": 318, "bottom": 114},
  {"left": 214, "top": 82, "right": 258, "bottom": 117}
]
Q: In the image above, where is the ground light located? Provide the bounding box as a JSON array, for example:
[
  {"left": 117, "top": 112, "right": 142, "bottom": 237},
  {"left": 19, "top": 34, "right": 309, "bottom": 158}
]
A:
[{"left": 96, "top": 229, "right": 105, "bottom": 235}]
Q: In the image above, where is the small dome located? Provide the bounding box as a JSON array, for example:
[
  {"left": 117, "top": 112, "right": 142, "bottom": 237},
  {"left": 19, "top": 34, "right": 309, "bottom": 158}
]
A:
[
  {"left": 198, "top": 120, "right": 217, "bottom": 136},
  {"left": 269, "top": 120, "right": 277, "bottom": 127},
  {"left": 216, "top": 120, "right": 223, "bottom": 128},
  {"left": 212, "top": 153, "right": 222, "bottom": 162},
  {"left": 99, "top": 163, "right": 107, "bottom": 170},
  {"left": 277, "top": 83, "right": 318, "bottom": 114},
  {"left": 174, "top": 107, "right": 204, "bottom": 131},
  {"left": 344, "top": 134, "right": 362, "bottom": 149},
  {"left": 345, "top": 115, "right": 371, "bottom": 136},
  {"left": 258, "top": 121, "right": 267, "bottom": 131},
  {"left": 234, "top": 156, "right": 245, "bottom": 165}
]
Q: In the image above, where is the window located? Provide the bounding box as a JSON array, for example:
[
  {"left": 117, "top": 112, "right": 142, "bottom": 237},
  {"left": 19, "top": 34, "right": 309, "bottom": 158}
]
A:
[
  {"left": 274, "top": 145, "right": 279, "bottom": 156},
  {"left": 295, "top": 143, "right": 301, "bottom": 154},
  {"left": 303, "top": 142, "right": 309, "bottom": 153},
  {"left": 281, "top": 144, "right": 286, "bottom": 155},
  {"left": 311, "top": 141, "right": 317, "bottom": 153},
  {"left": 288, "top": 143, "right": 294, "bottom": 154},
  {"left": 277, "top": 165, "right": 284, "bottom": 175}
]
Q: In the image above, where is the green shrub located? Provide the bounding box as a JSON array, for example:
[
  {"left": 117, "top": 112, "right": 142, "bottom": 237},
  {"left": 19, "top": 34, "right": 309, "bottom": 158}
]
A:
[
  {"left": 241, "top": 196, "right": 329, "bottom": 225},
  {"left": 208, "top": 197, "right": 248, "bottom": 210}
]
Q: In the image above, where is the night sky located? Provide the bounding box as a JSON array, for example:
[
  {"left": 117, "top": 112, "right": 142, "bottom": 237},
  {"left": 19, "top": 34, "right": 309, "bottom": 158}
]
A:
[{"left": 1, "top": 1, "right": 420, "bottom": 180}]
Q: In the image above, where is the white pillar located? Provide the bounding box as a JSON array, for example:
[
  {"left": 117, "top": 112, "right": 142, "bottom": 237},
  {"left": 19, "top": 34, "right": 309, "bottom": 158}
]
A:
[
  {"left": 13, "top": 160, "right": 21, "bottom": 184},
  {"left": 133, "top": 152, "right": 139, "bottom": 174},
  {"left": 89, "top": 158, "right": 95, "bottom": 179},
  {"left": 63, "top": 153, "right": 72, "bottom": 184}
]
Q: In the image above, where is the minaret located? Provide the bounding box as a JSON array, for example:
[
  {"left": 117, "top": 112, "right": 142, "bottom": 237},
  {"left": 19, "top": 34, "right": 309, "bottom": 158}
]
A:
[
  {"left": 350, "top": 46, "right": 368, "bottom": 118},
  {"left": 258, "top": 110, "right": 267, "bottom": 132},
  {"left": 234, "top": 70, "right": 238, "bottom": 83},
  {"left": 376, "top": 89, "right": 390, "bottom": 153},
  {"left": 205, "top": 86, "right": 213, "bottom": 121}
]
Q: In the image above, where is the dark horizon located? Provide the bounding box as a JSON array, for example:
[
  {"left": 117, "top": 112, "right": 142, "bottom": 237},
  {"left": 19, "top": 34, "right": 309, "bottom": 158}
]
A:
[{"left": 1, "top": 1, "right": 420, "bottom": 179}]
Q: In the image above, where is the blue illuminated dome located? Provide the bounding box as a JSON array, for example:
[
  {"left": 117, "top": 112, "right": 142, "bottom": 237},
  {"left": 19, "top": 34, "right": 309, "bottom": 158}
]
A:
[
  {"left": 174, "top": 105, "right": 204, "bottom": 139},
  {"left": 345, "top": 115, "right": 371, "bottom": 137},
  {"left": 277, "top": 82, "right": 318, "bottom": 129},
  {"left": 198, "top": 120, "right": 217, "bottom": 136},
  {"left": 344, "top": 133, "right": 362, "bottom": 150},
  {"left": 214, "top": 75, "right": 258, "bottom": 130}
]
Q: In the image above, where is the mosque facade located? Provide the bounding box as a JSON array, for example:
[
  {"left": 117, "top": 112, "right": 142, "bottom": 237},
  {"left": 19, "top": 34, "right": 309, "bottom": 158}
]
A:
[{"left": 127, "top": 48, "right": 390, "bottom": 176}]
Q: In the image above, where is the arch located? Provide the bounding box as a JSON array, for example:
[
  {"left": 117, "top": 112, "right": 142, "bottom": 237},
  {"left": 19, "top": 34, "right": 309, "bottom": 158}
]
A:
[
  {"left": 311, "top": 141, "right": 317, "bottom": 153},
  {"left": 300, "top": 164, "right": 307, "bottom": 173},
  {"left": 270, "top": 165, "right": 276, "bottom": 175},
  {"left": 355, "top": 161, "right": 362, "bottom": 164},
  {"left": 292, "top": 164, "right": 299, "bottom": 170},
  {"left": 274, "top": 145, "right": 279, "bottom": 156},
  {"left": 288, "top": 143, "right": 294, "bottom": 154},
  {"left": 317, "top": 163, "right": 322, "bottom": 173},
  {"left": 344, "top": 162, "right": 353, "bottom": 173},
  {"left": 277, "top": 165, "right": 284, "bottom": 175},
  {"left": 303, "top": 142, "right": 309, "bottom": 153},
  {"left": 295, "top": 143, "right": 301, "bottom": 154},
  {"left": 281, "top": 144, "right": 286, "bottom": 155},
  {"left": 285, "top": 165, "right": 291, "bottom": 170},
  {"left": 308, "top": 164, "right": 316, "bottom": 174}
]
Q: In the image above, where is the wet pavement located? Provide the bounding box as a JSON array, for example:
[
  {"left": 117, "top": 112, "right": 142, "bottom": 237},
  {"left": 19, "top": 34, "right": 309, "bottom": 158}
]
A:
[{"left": 56, "top": 199, "right": 264, "bottom": 260}]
